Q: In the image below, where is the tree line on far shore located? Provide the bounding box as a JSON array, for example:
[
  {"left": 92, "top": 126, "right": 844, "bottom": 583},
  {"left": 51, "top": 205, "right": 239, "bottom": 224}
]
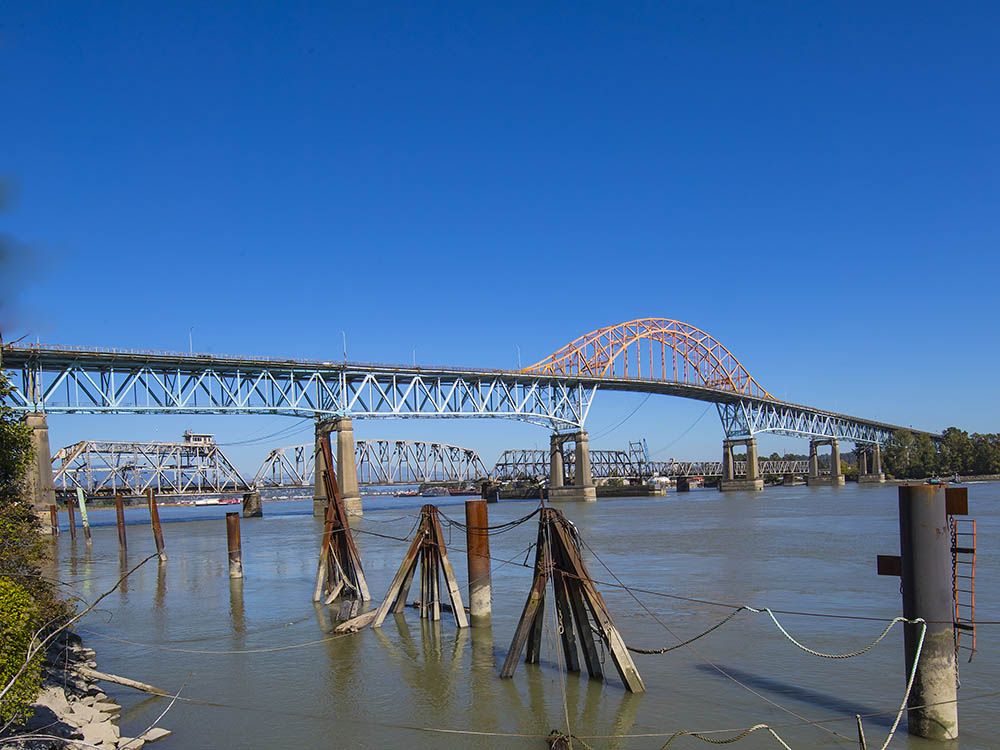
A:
[
  {"left": 763, "top": 427, "right": 1000, "bottom": 480},
  {"left": 884, "top": 427, "right": 1000, "bottom": 480}
]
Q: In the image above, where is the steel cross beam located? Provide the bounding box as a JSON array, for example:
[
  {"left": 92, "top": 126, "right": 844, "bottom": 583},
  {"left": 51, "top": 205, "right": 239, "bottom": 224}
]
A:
[{"left": 253, "top": 439, "right": 489, "bottom": 488}]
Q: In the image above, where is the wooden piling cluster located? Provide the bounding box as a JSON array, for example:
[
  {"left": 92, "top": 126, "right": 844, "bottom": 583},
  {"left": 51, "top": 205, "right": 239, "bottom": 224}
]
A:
[
  {"left": 501, "top": 507, "right": 645, "bottom": 692},
  {"left": 372, "top": 504, "right": 469, "bottom": 628},
  {"left": 313, "top": 435, "right": 370, "bottom": 605}
]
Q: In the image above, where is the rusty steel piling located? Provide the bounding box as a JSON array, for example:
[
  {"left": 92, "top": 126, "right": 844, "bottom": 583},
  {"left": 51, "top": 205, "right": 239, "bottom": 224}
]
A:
[
  {"left": 226, "top": 512, "right": 243, "bottom": 579},
  {"left": 114, "top": 495, "right": 127, "bottom": 550},
  {"left": 66, "top": 497, "right": 77, "bottom": 541},
  {"left": 146, "top": 488, "right": 167, "bottom": 561},
  {"left": 898, "top": 484, "right": 959, "bottom": 740},
  {"left": 464, "top": 499, "right": 492, "bottom": 618}
]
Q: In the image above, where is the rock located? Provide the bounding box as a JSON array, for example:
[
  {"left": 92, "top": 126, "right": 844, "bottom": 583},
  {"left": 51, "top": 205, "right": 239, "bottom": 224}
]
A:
[
  {"left": 68, "top": 702, "right": 100, "bottom": 725},
  {"left": 34, "top": 686, "right": 71, "bottom": 715},
  {"left": 139, "top": 727, "right": 172, "bottom": 743},
  {"left": 82, "top": 720, "right": 120, "bottom": 747},
  {"left": 118, "top": 739, "right": 145, "bottom": 750},
  {"left": 93, "top": 701, "right": 121, "bottom": 714}
]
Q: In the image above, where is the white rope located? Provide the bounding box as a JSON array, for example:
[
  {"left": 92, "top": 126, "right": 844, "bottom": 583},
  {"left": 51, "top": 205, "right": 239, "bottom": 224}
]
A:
[{"left": 746, "top": 608, "right": 908, "bottom": 660}]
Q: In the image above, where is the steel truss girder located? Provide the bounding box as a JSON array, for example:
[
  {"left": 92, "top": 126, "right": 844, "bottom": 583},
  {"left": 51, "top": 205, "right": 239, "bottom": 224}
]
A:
[
  {"left": 492, "top": 449, "right": 640, "bottom": 481},
  {"left": 716, "top": 400, "right": 894, "bottom": 444},
  {"left": 492, "top": 451, "right": 810, "bottom": 480},
  {"left": 4, "top": 360, "right": 595, "bottom": 429},
  {"left": 51, "top": 439, "right": 248, "bottom": 496},
  {"left": 253, "top": 439, "right": 489, "bottom": 488}
]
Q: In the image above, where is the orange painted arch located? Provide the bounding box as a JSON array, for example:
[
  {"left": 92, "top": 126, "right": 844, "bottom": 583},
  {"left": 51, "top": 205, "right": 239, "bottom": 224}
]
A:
[{"left": 523, "top": 318, "right": 772, "bottom": 399}]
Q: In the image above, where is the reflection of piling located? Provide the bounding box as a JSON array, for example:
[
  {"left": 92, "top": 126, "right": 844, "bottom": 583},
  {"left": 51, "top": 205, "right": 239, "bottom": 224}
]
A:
[
  {"left": 146, "top": 488, "right": 167, "bottom": 561},
  {"left": 75, "top": 488, "right": 92, "bottom": 545},
  {"left": 48, "top": 505, "right": 59, "bottom": 536},
  {"left": 114, "top": 495, "right": 127, "bottom": 550},
  {"left": 67, "top": 497, "right": 78, "bottom": 540},
  {"left": 898, "top": 484, "right": 959, "bottom": 740},
  {"left": 226, "top": 512, "right": 243, "bottom": 578},
  {"left": 464, "top": 500, "right": 492, "bottom": 618}
]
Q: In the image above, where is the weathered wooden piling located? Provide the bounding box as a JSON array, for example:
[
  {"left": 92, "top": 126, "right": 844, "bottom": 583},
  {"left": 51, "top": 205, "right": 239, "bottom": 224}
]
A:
[
  {"left": 312, "top": 434, "right": 370, "bottom": 604},
  {"left": 75, "top": 487, "right": 92, "bottom": 545},
  {"left": 898, "top": 484, "right": 959, "bottom": 740},
  {"left": 114, "top": 494, "right": 127, "bottom": 550},
  {"left": 146, "top": 488, "right": 167, "bottom": 561},
  {"left": 49, "top": 504, "right": 59, "bottom": 536},
  {"left": 226, "top": 512, "right": 243, "bottom": 578},
  {"left": 464, "top": 499, "right": 492, "bottom": 618},
  {"left": 501, "top": 507, "right": 644, "bottom": 692},
  {"left": 372, "top": 504, "right": 468, "bottom": 628},
  {"left": 66, "top": 496, "right": 77, "bottom": 540}
]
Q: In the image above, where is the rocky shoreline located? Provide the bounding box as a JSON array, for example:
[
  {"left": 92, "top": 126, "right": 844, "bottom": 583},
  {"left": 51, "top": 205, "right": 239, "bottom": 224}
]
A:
[{"left": 1, "top": 631, "right": 170, "bottom": 750}]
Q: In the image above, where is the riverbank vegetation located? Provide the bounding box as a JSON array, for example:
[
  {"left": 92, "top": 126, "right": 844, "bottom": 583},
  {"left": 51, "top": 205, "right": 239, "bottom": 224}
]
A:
[
  {"left": 0, "top": 371, "right": 69, "bottom": 722},
  {"left": 884, "top": 427, "right": 1000, "bottom": 480}
]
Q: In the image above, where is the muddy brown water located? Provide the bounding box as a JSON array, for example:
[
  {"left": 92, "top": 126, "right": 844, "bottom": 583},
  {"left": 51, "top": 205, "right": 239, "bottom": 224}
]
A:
[{"left": 54, "top": 482, "right": 999, "bottom": 748}]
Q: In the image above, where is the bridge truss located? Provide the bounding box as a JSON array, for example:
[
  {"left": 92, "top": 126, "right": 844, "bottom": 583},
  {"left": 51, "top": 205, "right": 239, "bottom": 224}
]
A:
[
  {"left": 491, "top": 450, "right": 810, "bottom": 481},
  {"left": 253, "top": 439, "right": 489, "bottom": 488},
  {"left": 52, "top": 438, "right": 248, "bottom": 496},
  {"left": 2, "top": 320, "right": 932, "bottom": 444}
]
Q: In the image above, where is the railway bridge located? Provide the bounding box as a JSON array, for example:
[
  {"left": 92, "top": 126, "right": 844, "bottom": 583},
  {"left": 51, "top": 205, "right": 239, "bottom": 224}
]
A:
[{"left": 2, "top": 317, "right": 937, "bottom": 512}]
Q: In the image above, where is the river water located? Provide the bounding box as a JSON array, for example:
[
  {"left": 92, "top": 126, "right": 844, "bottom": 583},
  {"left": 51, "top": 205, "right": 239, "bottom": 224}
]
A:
[{"left": 53, "top": 483, "right": 999, "bottom": 749}]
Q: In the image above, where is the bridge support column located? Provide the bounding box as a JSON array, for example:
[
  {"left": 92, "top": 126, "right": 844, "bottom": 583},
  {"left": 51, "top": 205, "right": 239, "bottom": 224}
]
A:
[
  {"left": 719, "top": 438, "right": 764, "bottom": 492},
  {"left": 549, "top": 434, "right": 565, "bottom": 490},
  {"left": 24, "top": 414, "right": 57, "bottom": 528},
  {"left": 313, "top": 420, "right": 333, "bottom": 517},
  {"left": 548, "top": 431, "right": 596, "bottom": 502},
  {"left": 334, "top": 417, "right": 363, "bottom": 517},
  {"left": 858, "top": 444, "right": 886, "bottom": 484},
  {"left": 806, "top": 438, "right": 846, "bottom": 486}
]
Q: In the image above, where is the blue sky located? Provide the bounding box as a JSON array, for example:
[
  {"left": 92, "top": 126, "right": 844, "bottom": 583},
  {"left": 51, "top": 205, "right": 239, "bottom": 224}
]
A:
[{"left": 3, "top": 2, "right": 998, "bottom": 473}]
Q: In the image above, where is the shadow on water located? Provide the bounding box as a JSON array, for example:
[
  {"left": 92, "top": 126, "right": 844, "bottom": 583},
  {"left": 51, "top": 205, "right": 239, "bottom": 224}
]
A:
[{"left": 695, "top": 663, "right": 894, "bottom": 729}]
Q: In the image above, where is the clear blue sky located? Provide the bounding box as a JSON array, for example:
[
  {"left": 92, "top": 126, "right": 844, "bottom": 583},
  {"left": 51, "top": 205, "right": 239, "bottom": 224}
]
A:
[{"left": 3, "top": 2, "right": 997, "bottom": 472}]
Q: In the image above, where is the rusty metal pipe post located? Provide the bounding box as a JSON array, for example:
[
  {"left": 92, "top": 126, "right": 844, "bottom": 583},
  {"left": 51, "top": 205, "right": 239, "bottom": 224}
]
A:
[
  {"left": 464, "top": 499, "right": 491, "bottom": 618},
  {"left": 48, "top": 504, "right": 59, "bottom": 536},
  {"left": 226, "top": 512, "right": 243, "bottom": 579},
  {"left": 898, "top": 484, "right": 958, "bottom": 740},
  {"left": 147, "top": 488, "right": 167, "bottom": 561},
  {"left": 114, "top": 495, "right": 127, "bottom": 551},
  {"left": 66, "top": 497, "right": 77, "bottom": 541}
]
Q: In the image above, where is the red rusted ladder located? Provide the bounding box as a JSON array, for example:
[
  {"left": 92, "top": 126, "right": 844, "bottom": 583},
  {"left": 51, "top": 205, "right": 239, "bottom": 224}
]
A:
[{"left": 951, "top": 517, "right": 977, "bottom": 661}]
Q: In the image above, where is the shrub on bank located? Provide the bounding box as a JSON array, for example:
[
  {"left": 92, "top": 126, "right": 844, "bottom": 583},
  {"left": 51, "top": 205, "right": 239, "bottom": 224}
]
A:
[{"left": 0, "top": 576, "right": 43, "bottom": 723}]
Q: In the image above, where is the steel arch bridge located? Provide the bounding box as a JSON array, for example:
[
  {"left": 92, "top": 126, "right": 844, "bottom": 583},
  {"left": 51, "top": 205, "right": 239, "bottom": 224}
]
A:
[
  {"left": 253, "top": 439, "right": 489, "bottom": 488},
  {"left": 0, "top": 317, "right": 936, "bottom": 444}
]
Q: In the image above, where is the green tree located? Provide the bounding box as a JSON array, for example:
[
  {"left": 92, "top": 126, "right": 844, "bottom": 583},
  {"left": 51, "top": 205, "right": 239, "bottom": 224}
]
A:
[
  {"left": 971, "top": 433, "right": 1000, "bottom": 475},
  {"left": 0, "top": 369, "right": 67, "bottom": 720},
  {"left": 938, "top": 427, "right": 974, "bottom": 475}
]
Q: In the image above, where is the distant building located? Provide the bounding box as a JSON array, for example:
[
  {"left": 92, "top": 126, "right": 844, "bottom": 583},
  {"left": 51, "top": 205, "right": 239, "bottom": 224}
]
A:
[{"left": 183, "top": 431, "right": 215, "bottom": 446}]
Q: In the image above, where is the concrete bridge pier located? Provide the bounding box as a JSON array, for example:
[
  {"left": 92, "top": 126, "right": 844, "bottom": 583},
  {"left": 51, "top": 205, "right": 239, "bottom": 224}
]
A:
[
  {"left": 549, "top": 433, "right": 565, "bottom": 491},
  {"left": 858, "top": 443, "right": 886, "bottom": 484},
  {"left": 24, "top": 414, "right": 57, "bottom": 529},
  {"left": 719, "top": 437, "right": 764, "bottom": 491},
  {"left": 548, "top": 431, "right": 597, "bottom": 502},
  {"left": 313, "top": 417, "right": 364, "bottom": 517},
  {"left": 807, "top": 438, "right": 845, "bottom": 486}
]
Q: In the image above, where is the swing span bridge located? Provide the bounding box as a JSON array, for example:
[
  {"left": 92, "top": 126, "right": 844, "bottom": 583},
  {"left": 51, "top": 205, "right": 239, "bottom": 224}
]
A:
[{"left": 1, "top": 318, "right": 934, "bottom": 446}]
